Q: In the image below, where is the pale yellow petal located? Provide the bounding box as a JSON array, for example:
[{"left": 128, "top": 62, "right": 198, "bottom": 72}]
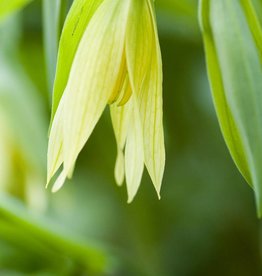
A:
[
  {"left": 125, "top": 0, "right": 154, "bottom": 94},
  {"left": 108, "top": 52, "right": 127, "bottom": 104},
  {"left": 62, "top": 0, "right": 131, "bottom": 177},
  {"left": 117, "top": 74, "right": 132, "bottom": 106},
  {"left": 47, "top": 95, "right": 65, "bottom": 186},
  {"left": 140, "top": 52, "right": 165, "bottom": 198},
  {"left": 51, "top": 0, "right": 104, "bottom": 122},
  {"left": 114, "top": 149, "right": 125, "bottom": 186},
  {"left": 126, "top": 0, "right": 165, "bottom": 197},
  {"left": 110, "top": 92, "right": 132, "bottom": 150},
  {"left": 110, "top": 93, "right": 132, "bottom": 186},
  {"left": 125, "top": 96, "right": 144, "bottom": 203},
  {"left": 51, "top": 169, "right": 67, "bottom": 193},
  {"left": 140, "top": 0, "right": 165, "bottom": 196}
]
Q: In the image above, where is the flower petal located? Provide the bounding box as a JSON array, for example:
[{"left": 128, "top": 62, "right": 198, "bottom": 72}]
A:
[
  {"left": 51, "top": 169, "right": 67, "bottom": 193},
  {"left": 47, "top": 95, "right": 64, "bottom": 186},
  {"left": 141, "top": 0, "right": 165, "bottom": 197},
  {"left": 126, "top": 0, "right": 165, "bottom": 197},
  {"left": 114, "top": 149, "right": 125, "bottom": 186},
  {"left": 110, "top": 93, "right": 132, "bottom": 186},
  {"left": 125, "top": 0, "right": 153, "bottom": 94},
  {"left": 51, "top": 0, "right": 104, "bottom": 122},
  {"left": 61, "top": 0, "right": 131, "bottom": 176},
  {"left": 125, "top": 96, "right": 144, "bottom": 203}
]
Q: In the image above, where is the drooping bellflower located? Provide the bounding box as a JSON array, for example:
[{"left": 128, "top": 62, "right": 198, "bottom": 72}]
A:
[{"left": 47, "top": 0, "right": 165, "bottom": 202}]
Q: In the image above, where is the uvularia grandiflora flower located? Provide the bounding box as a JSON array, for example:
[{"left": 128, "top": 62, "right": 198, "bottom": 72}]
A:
[{"left": 47, "top": 0, "right": 165, "bottom": 202}]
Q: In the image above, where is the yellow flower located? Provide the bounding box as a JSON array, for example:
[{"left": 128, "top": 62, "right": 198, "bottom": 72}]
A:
[{"left": 47, "top": 0, "right": 165, "bottom": 202}]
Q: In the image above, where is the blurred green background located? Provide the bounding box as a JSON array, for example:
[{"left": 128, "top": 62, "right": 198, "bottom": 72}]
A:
[{"left": 0, "top": 0, "right": 261, "bottom": 275}]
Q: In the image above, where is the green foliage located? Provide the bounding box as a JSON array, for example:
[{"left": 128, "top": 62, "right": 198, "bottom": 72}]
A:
[
  {"left": 0, "top": 194, "right": 110, "bottom": 275},
  {"left": 200, "top": 0, "right": 262, "bottom": 216},
  {"left": 0, "top": 0, "right": 33, "bottom": 21},
  {"left": 0, "top": 0, "right": 262, "bottom": 275},
  {"left": 42, "top": 0, "right": 62, "bottom": 94}
]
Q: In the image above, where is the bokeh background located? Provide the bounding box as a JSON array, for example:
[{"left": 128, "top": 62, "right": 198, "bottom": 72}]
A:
[{"left": 0, "top": 0, "right": 261, "bottom": 275}]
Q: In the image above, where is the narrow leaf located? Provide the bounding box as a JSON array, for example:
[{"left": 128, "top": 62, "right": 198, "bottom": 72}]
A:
[
  {"left": 200, "top": 0, "right": 262, "bottom": 216},
  {"left": 42, "top": 0, "right": 62, "bottom": 95}
]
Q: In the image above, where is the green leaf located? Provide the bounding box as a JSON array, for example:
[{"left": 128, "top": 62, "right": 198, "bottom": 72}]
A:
[
  {"left": 240, "top": 0, "right": 262, "bottom": 60},
  {"left": 200, "top": 0, "right": 262, "bottom": 216},
  {"left": 42, "top": 0, "right": 62, "bottom": 95},
  {"left": 199, "top": 0, "right": 252, "bottom": 186},
  {"left": 251, "top": 0, "right": 262, "bottom": 27},
  {"left": 0, "top": 0, "right": 33, "bottom": 22}
]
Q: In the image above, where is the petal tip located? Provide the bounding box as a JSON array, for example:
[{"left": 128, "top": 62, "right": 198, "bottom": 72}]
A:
[
  {"left": 127, "top": 196, "right": 133, "bottom": 204},
  {"left": 51, "top": 170, "right": 67, "bottom": 193}
]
